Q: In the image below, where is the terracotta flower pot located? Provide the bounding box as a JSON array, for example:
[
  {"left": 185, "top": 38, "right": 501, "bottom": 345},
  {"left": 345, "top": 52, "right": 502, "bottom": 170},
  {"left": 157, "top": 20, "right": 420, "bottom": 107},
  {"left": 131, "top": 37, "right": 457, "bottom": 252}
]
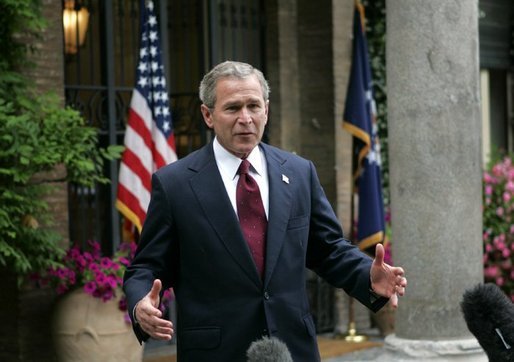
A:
[{"left": 53, "top": 288, "right": 143, "bottom": 361}]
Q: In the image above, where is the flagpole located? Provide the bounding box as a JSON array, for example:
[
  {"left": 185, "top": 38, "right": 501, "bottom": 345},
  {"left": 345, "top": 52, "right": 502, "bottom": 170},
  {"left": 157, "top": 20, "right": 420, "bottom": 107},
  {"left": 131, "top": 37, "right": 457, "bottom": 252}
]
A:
[{"left": 342, "top": 141, "right": 368, "bottom": 343}]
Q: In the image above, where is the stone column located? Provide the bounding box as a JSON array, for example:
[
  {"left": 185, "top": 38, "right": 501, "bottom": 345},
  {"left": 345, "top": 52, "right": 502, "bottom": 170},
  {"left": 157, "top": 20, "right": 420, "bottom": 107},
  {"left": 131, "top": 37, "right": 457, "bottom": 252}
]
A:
[{"left": 386, "top": 0, "right": 486, "bottom": 360}]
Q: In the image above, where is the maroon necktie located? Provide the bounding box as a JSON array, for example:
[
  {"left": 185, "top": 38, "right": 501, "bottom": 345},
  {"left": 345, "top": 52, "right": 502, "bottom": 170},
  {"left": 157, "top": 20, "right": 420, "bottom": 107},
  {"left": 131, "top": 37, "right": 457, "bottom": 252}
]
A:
[{"left": 237, "top": 159, "right": 267, "bottom": 279}]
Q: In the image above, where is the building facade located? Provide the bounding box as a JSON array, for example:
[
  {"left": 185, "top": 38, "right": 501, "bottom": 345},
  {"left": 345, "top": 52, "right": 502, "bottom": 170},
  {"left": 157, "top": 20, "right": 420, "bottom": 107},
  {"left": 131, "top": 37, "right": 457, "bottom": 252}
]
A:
[{"left": 21, "top": 0, "right": 514, "bottom": 358}]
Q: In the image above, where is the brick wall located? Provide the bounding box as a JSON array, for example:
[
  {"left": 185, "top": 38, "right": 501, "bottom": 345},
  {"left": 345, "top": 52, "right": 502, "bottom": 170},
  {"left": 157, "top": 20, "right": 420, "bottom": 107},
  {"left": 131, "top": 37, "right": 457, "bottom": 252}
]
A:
[
  {"left": 28, "top": 0, "right": 69, "bottom": 245},
  {"left": 0, "top": 1, "right": 67, "bottom": 360}
]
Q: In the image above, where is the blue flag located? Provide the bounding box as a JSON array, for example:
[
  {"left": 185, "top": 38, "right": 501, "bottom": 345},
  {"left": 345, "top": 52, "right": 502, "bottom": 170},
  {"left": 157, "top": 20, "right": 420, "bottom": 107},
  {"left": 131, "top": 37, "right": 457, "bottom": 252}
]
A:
[{"left": 343, "top": 5, "right": 385, "bottom": 252}]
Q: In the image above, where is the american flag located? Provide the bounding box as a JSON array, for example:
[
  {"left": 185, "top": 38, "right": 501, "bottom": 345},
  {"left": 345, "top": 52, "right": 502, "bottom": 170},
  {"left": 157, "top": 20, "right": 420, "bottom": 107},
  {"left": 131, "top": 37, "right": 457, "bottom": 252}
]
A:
[
  {"left": 343, "top": 3, "right": 385, "bottom": 252},
  {"left": 116, "top": 0, "right": 177, "bottom": 233}
]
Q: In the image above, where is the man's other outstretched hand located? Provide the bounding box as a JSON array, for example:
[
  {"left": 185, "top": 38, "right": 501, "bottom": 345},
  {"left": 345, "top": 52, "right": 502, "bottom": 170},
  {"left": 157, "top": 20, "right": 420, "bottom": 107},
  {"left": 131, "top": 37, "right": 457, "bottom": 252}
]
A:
[{"left": 370, "top": 243, "right": 407, "bottom": 308}]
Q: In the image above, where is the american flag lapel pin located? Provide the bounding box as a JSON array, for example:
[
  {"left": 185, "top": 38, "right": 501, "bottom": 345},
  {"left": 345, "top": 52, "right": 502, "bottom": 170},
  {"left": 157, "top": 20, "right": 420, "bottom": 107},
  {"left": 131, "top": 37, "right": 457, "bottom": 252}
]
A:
[{"left": 282, "top": 174, "right": 289, "bottom": 184}]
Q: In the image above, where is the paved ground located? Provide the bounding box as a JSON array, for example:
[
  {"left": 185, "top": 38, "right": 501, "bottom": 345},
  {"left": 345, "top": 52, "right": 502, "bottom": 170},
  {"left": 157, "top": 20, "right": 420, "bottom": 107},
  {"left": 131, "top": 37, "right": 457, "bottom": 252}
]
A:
[
  {"left": 143, "top": 328, "right": 388, "bottom": 361},
  {"left": 323, "top": 346, "right": 385, "bottom": 361}
]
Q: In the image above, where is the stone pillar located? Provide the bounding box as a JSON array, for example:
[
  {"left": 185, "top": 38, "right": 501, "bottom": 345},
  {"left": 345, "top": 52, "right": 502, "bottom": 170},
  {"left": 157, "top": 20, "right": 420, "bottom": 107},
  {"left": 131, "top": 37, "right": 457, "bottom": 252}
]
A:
[{"left": 386, "top": 0, "right": 485, "bottom": 360}]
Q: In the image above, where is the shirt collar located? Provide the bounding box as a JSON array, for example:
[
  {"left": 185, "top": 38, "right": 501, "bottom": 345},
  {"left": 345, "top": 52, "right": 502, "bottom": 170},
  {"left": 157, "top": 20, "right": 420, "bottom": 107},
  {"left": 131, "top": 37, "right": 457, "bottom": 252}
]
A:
[{"left": 213, "top": 137, "right": 264, "bottom": 180}]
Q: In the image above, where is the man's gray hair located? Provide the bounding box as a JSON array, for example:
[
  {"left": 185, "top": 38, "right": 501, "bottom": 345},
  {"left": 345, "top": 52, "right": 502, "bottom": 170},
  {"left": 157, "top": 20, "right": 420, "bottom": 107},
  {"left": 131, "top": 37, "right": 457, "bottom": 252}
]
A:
[{"left": 199, "top": 61, "right": 270, "bottom": 109}]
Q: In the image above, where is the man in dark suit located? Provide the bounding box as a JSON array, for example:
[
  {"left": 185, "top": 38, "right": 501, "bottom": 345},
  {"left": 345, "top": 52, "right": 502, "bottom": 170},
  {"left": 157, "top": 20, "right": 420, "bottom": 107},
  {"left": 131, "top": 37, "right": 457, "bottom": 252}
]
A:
[{"left": 123, "top": 61, "right": 407, "bottom": 361}]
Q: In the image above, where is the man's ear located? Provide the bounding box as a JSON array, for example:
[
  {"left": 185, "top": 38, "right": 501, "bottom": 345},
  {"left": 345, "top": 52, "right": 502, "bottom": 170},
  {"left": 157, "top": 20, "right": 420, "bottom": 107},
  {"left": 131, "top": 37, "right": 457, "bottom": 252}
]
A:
[
  {"left": 200, "top": 104, "right": 214, "bottom": 129},
  {"left": 264, "top": 100, "right": 269, "bottom": 125}
]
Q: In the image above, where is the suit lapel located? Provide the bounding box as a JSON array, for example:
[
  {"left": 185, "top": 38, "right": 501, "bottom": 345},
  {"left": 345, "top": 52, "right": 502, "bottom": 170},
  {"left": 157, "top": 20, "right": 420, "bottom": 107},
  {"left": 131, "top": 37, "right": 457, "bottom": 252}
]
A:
[
  {"left": 262, "top": 145, "right": 292, "bottom": 286},
  {"left": 189, "top": 144, "right": 261, "bottom": 286}
]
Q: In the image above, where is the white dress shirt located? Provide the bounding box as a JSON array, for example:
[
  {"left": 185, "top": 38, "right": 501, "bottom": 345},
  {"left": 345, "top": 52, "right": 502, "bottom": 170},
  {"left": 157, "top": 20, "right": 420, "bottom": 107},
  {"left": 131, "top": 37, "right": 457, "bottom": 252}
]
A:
[{"left": 213, "top": 137, "right": 269, "bottom": 219}]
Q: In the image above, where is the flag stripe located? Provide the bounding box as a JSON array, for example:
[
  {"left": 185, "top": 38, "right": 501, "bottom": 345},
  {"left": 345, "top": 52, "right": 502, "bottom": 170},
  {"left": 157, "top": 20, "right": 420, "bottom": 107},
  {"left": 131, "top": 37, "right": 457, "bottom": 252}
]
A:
[
  {"left": 120, "top": 147, "right": 152, "bottom": 191},
  {"left": 116, "top": 185, "right": 146, "bottom": 232},
  {"left": 118, "top": 162, "right": 152, "bottom": 210},
  {"left": 129, "top": 91, "right": 155, "bottom": 151}
]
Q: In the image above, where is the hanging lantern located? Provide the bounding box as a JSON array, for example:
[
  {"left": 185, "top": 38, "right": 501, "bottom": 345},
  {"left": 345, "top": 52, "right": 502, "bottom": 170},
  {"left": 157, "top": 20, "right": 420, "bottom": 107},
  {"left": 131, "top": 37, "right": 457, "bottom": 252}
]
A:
[{"left": 63, "top": 0, "right": 90, "bottom": 54}]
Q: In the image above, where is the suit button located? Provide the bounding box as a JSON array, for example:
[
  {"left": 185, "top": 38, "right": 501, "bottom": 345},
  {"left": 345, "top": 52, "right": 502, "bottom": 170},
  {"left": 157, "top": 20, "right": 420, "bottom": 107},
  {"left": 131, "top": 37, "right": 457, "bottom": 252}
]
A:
[{"left": 264, "top": 291, "right": 270, "bottom": 300}]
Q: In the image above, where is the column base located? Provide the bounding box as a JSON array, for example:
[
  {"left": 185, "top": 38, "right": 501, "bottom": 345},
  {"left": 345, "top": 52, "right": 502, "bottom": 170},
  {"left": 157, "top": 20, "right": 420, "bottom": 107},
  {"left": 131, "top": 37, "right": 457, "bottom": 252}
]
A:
[{"left": 382, "top": 334, "right": 487, "bottom": 361}]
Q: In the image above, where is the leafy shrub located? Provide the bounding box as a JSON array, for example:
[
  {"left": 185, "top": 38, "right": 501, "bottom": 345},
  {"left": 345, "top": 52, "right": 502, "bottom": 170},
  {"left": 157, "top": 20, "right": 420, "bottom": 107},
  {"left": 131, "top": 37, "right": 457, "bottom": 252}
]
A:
[{"left": 483, "top": 155, "right": 514, "bottom": 301}]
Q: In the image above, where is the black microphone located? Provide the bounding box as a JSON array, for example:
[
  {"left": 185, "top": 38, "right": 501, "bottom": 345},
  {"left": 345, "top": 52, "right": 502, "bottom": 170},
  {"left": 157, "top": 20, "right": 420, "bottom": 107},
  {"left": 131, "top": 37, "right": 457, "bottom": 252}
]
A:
[
  {"left": 460, "top": 283, "right": 514, "bottom": 362},
  {"left": 246, "top": 336, "right": 293, "bottom": 362}
]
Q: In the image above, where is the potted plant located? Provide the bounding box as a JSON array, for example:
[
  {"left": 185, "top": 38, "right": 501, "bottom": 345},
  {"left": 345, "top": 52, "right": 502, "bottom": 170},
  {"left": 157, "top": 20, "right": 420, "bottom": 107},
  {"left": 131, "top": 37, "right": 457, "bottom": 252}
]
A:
[{"left": 36, "top": 240, "right": 173, "bottom": 361}]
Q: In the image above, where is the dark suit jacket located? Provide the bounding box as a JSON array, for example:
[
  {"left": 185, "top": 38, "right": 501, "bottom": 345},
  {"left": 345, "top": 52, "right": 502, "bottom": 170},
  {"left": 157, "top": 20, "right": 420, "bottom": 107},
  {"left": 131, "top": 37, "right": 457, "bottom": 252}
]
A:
[{"left": 123, "top": 141, "right": 388, "bottom": 362}]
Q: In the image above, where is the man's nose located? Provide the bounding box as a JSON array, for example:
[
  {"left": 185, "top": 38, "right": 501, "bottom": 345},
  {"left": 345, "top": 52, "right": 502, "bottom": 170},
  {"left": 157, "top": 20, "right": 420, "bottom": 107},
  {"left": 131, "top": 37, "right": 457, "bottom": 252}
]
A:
[{"left": 237, "top": 107, "right": 252, "bottom": 123}]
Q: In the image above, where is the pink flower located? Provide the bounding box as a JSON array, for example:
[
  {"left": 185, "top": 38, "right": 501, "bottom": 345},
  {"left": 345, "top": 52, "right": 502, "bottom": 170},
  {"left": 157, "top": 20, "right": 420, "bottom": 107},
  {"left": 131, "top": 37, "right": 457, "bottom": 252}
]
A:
[
  {"left": 506, "top": 181, "right": 514, "bottom": 193},
  {"left": 84, "top": 281, "right": 96, "bottom": 294},
  {"left": 119, "top": 257, "right": 130, "bottom": 266},
  {"left": 83, "top": 252, "right": 93, "bottom": 263},
  {"left": 496, "top": 207, "right": 504, "bottom": 217},
  {"left": 38, "top": 240, "right": 171, "bottom": 324},
  {"left": 68, "top": 270, "right": 76, "bottom": 285},
  {"left": 483, "top": 172, "right": 493, "bottom": 184},
  {"left": 485, "top": 185, "right": 493, "bottom": 196},
  {"left": 70, "top": 247, "right": 81, "bottom": 259},
  {"left": 100, "top": 257, "right": 113, "bottom": 269},
  {"left": 106, "top": 275, "right": 118, "bottom": 289},
  {"left": 101, "top": 289, "right": 114, "bottom": 302},
  {"left": 95, "top": 271, "right": 107, "bottom": 285},
  {"left": 492, "top": 164, "right": 503, "bottom": 177},
  {"left": 76, "top": 255, "right": 87, "bottom": 268},
  {"left": 503, "top": 192, "right": 512, "bottom": 203},
  {"left": 119, "top": 297, "right": 128, "bottom": 311},
  {"left": 484, "top": 266, "right": 499, "bottom": 278},
  {"left": 56, "top": 268, "right": 67, "bottom": 279}
]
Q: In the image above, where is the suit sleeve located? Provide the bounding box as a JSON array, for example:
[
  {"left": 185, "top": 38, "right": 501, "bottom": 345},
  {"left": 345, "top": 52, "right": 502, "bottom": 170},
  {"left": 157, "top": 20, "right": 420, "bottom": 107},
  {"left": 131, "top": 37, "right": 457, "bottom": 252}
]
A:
[
  {"left": 123, "top": 172, "right": 177, "bottom": 342},
  {"left": 304, "top": 161, "right": 388, "bottom": 312}
]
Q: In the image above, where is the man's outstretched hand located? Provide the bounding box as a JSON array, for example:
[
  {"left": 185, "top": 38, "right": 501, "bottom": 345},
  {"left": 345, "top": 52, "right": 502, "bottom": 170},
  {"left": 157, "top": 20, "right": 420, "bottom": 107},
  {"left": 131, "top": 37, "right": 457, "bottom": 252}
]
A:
[
  {"left": 370, "top": 243, "right": 407, "bottom": 308},
  {"left": 135, "top": 279, "right": 174, "bottom": 340}
]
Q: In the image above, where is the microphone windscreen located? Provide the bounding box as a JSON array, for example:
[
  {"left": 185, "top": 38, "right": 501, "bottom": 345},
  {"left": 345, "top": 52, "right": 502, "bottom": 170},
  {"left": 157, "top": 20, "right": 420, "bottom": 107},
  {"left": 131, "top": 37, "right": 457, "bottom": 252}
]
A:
[
  {"left": 461, "top": 283, "right": 514, "bottom": 361},
  {"left": 246, "top": 336, "right": 293, "bottom": 362}
]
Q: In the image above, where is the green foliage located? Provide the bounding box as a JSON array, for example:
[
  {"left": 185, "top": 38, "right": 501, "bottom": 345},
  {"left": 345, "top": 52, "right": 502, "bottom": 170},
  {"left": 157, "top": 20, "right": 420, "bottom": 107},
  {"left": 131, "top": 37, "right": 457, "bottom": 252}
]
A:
[
  {"left": 482, "top": 153, "right": 514, "bottom": 300},
  {"left": 0, "top": 92, "right": 122, "bottom": 274},
  {"left": 363, "top": 0, "right": 389, "bottom": 205},
  {"left": 0, "top": 93, "right": 123, "bottom": 276},
  {"left": 0, "top": 0, "right": 123, "bottom": 278},
  {"left": 0, "top": 95, "right": 123, "bottom": 186},
  {"left": 0, "top": 0, "right": 45, "bottom": 100}
]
